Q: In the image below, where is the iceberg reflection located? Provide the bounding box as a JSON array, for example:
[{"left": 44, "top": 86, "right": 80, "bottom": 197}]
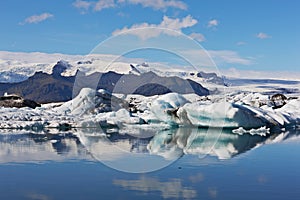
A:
[
  {"left": 148, "top": 127, "right": 269, "bottom": 160},
  {"left": 0, "top": 132, "right": 88, "bottom": 163},
  {"left": 0, "top": 127, "right": 298, "bottom": 166}
]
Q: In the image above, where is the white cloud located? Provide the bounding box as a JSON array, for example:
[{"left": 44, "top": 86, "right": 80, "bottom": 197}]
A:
[
  {"left": 72, "top": 0, "right": 115, "bottom": 12},
  {"left": 117, "top": 11, "right": 129, "bottom": 17},
  {"left": 209, "top": 50, "right": 252, "bottom": 65},
  {"left": 221, "top": 67, "right": 300, "bottom": 80},
  {"left": 121, "top": 0, "right": 187, "bottom": 10},
  {"left": 189, "top": 33, "right": 206, "bottom": 42},
  {"left": 237, "top": 41, "right": 246, "bottom": 46},
  {"left": 94, "top": 0, "right": 116, "bottom": 11},
  {"left": 73, "top": 0, "right": 92, "bottom": 9},
  {"left": 208, "top": 19, "right": 218, "bottom": 28},
  {"left": 20, "top": 13, "right": 53, "bottom": 25},
  {"left": 112, "top": 15, "right": 197, "bottom": 40},
  {"left": 256, "top": 32, "right": 271, "bottom": 39},
  {"left": 160, "top": 15, "right": 197, "bottom": 30},
  {"left": 73, "top": 0, "right": 186, "bottom": 12},
  {"left": 178, "top": 49, "right": 252, "bottom": 68},
  {"left": 72, "top": 0, "right": 92, "bottom": 13}
]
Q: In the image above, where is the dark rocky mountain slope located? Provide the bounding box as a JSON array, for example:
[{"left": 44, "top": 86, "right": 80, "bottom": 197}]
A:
[{"left": 0, "top": 61, "right": 209, "bottom": 103}]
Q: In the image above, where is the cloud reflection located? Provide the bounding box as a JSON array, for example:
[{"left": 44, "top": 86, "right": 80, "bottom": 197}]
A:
[
  {"left": 208, "top": 187, "right": 218, "bottom": 199},
  {"left": 189, "top": 173, "right": 204, "bottom": 183},
  {"left": 113, "top": 176, "right": 197, "bottom": 199},
  {"left": 26, "top": 192, "right": 52, "bottom": 200}
]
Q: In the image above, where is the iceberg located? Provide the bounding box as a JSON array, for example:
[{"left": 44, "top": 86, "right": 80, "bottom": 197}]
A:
[
  {"left": 55, "top": 88, "right": 127, "bottom": 116},
  {"left": 0, "top": 87, "right": 298, "bottom": 135},
  {"left": 148, "top": 92, "right": 300, "bottom": 130},
  {"left": 180, "top": 102, "right": 268, "bottom": 128},
  {"left": 150, "top": 93, "right": 190, "bottom": 125}
]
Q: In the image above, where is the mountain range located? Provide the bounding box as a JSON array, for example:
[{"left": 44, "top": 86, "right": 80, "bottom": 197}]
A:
[{"left": 0, "top": 61, "right": 209, "bottom": 103}]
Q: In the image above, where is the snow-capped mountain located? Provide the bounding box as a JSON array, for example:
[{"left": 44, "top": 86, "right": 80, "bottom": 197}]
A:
[
  {"left": 0, "top": 51, "right": 225, "bottom": 86},
  {"left": 0, "top": 59, "right": 210, "bottom": 103},
  {"left": 0, "top": 71, "right": 28, "bottom": 83}
]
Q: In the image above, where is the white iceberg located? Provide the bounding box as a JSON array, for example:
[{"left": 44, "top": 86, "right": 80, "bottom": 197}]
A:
[
  {"left": 150, "top": 93, "right": 190, "bottom": 125},
  {"left": 148, "top": 92, "right": 300, "bottom": 130},
  {"left": 0, "top": 87, "right": 299, "bottom": 135}
]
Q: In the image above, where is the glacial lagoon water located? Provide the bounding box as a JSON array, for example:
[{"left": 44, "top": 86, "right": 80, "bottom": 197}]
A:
[{"left": 0, "top": 127, "right": 300, "bottom": 200}]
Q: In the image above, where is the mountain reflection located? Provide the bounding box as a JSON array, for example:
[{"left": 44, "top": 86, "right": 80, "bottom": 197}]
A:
[
  {"left": 0, "top": 132, "right": 88, "bottom": 163},
  {"left": 0, "top": 127, "right": 298, "bottom": 164}
]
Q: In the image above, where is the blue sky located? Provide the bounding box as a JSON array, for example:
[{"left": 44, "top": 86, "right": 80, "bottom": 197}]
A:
[{"left": 0, "top": 0, "right": 299, "bottom": 72}]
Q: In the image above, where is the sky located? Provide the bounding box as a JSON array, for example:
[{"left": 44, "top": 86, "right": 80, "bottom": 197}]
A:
[{"left": 0, "top": 0, "right": 299, "bottom": 73}]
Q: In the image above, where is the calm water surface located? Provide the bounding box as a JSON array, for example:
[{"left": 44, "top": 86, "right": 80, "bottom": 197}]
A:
[{"left": 0, "top": 127, "right": 299, "bottom": 200}]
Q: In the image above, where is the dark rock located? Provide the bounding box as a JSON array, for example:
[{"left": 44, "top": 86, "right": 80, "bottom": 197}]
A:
[
  {"left": 92, "top": 90, "right": 129, "bottom": 113},
  {"left": 77, "top": 60, "right": 92, "bottom": 65},
  {"left": 0, "top": 94, "right": 40, "bottom": 109},
  {"left": 52, "top": 60, "right": 71, "bottom": 78},
  {"left": 23, "top": 99, "right": 41, "bottom": 109},
  {"left": 197, "top": 71, "right": 225, "bottom": 85},
  {"left": 57, "top": 123, "right": 72, "bottom": 131},
  {"left": 133, "top": 83, "right": 172, "bottom": 96},
  {"left": 129, "top": 64, "right": 141, "bottom": 74},
  {"left": 271, "top": 93, "right": 287, "bottom": 109}
]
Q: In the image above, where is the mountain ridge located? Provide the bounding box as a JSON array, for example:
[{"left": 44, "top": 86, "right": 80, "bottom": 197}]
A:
[{"left": 0, "top": 62, "right": 209, "bottom": 103}]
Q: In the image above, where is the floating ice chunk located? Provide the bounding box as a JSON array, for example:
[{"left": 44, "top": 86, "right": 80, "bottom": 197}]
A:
[
  {"left": 79, "top": 108, "right": 144, "bottom": 128},
  {"left": 150, "top": 93, "right": 190, "bottom": 125},
  {"left": 232, "top": 127, "right": 247, "bottom": 135},
  {"left": 150, "top": 95, "right": 273, "bottom": 128},
  {"left": 181, "top": 102, "right": 267, "bottom": 128},
  {"left": 232, "top": 126, "right": 270, "bottom": 136},
  {"left": 277, "top": 99, "right": 300, "bottom": 125},
  {"left": 239, "top": 93, "right": 269, "bottom": 107},
  {"left": 115, "top": 109, "right": 143, "bottom": 124}
]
